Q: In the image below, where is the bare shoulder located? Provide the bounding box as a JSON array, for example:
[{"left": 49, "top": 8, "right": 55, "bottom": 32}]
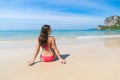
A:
[{"left": 48, "top": 36, "right": 55, "bottom": 40}]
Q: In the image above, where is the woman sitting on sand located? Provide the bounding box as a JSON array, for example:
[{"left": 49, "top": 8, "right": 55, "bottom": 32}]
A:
[{"left": 28, "top": 25, "right": 66, "bottom": 66}]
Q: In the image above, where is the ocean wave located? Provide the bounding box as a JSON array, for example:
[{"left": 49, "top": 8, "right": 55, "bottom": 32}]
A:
[{"left": 77, "top": 35, "right": 120, "bottom": 39}]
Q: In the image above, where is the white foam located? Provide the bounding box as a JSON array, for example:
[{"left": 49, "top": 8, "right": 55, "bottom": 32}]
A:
[{"left": 77, "top": 35, "right": 120, "bottom": 39}]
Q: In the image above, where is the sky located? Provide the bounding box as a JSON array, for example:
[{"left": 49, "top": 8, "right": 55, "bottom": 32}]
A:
[{"left": 0, "top": 0, "right": 120, "bottom": 30}]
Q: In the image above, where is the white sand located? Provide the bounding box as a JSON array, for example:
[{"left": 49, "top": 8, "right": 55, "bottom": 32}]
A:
[{"left": 0, "top": 39, "right": 120, "bottom": 80}]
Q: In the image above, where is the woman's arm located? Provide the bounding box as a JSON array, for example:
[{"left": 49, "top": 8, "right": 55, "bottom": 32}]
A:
[
  {"left": 51, "top": 37, "right": 66, "bottom": 64},
  {"left": 28, "top": 39, "right": 40, "bottom": 66}
]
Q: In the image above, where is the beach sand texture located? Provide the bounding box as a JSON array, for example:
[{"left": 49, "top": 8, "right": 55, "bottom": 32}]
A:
[{"left": 0, "top": 39, "right": 120, "bottom": 80}]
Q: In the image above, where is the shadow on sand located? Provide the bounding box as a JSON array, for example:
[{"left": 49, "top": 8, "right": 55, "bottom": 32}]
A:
[{"left": 54, "top": 53, "right": 70, "bottom": 60}]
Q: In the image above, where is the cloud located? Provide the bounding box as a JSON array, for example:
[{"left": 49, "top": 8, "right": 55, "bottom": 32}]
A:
[
  {"left": 0, "top": 0, "right": 118, "bottom": 13},
  {"left": 0, "top": 8, "right": 104, "bottom": 24},
  {"left": 0, "top": 0, "right": 120, "bottom": 16},
  {"left": 0, "top": 8, "right": 104, "bottom": 30},
  {"left": 0, "top": 0, "right": 120, "bottom": 30}
]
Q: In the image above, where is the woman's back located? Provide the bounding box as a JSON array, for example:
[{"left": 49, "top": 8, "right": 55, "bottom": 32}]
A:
[{"left": 41, "top": 36, "right": 55, "bottom": 56}]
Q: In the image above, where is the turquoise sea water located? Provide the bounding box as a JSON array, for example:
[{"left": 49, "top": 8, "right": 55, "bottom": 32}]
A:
[{"left": 0, "top": 30, "right": 120, "bottom": 41}]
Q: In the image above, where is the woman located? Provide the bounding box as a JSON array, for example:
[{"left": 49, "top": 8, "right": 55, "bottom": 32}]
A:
[{"left": 28, "top": 25, "right": 66, "bottom": 66}]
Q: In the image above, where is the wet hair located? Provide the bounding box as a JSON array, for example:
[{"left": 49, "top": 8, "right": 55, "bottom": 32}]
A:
[{"left": 38, "top": 25, "right": 51, "bottom": 47}]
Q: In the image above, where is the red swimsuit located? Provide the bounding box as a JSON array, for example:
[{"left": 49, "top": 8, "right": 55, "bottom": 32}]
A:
[{"left": 40, "top": 45, "right": 55, "bottom": 62}]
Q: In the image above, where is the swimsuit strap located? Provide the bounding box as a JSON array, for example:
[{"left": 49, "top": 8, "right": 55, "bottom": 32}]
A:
[{"left": 43, "top": 45, "right": 50, "bottom": 51}]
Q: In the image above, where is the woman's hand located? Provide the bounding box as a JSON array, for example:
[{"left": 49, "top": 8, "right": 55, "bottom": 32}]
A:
[
  {"left": 60, "top": 59, "right": 66, "bottom": 64},
  {"left": 28, "top": 61, "right": 34, "bottom": 66}
]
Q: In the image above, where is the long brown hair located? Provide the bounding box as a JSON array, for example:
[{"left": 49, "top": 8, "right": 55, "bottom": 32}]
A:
[{"left": 38, "top": 25, "right": 51, "bottom": 47}]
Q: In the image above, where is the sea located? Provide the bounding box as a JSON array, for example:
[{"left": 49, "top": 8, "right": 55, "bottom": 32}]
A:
[{"left": 0, "top": 29, "right": 120, "bottom": 41}]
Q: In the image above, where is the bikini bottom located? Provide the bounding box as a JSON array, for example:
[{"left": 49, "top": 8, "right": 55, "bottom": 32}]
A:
[{"left": 40, "top": 54, "right": 55, "bottom": 62}]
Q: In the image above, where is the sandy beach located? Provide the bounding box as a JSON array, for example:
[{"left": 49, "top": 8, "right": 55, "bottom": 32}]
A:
[
  {"left": 1, "top": 0, "right": 120, "bottom": 79},
  {"left": 0, "top": 39, "right": 120, "bottom": 80}
]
